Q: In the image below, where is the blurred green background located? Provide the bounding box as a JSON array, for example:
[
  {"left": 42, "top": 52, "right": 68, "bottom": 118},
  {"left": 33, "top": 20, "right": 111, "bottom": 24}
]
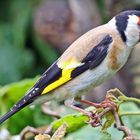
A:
[
  {"left": 0, "top": 0, "right": 140, "bottom": 139},
  {"left": 0, "top": 0, "right": 59, "bottom": 85}
]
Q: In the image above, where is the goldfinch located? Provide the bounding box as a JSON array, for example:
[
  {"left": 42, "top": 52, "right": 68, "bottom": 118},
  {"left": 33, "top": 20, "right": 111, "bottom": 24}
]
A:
[{"left": 1, "top": 10, "right": 140, "bottom": 124}]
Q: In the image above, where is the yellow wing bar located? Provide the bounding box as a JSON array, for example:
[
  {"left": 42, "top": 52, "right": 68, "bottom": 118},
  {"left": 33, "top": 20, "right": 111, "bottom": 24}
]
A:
[
  {"left": 42, "top": 68, "right": 74, "bottom": 94},
  {"left": 42, "top": 57, "right": 83, "bottom": 94}
]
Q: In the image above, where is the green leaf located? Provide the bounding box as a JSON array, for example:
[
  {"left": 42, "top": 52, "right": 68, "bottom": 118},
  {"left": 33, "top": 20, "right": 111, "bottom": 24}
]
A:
[
  {"left": 0, "top": 0, "right": 39, "bottom": 85},
  {"left": 9, "top": 0, "right": 34, "bottom": 49},
  {"left": 33, "top": 34, "right": 59, "bottom": 66},
  {"left": 120, "top": 102, "right": 140, "bottom": 137},
  {"left": 33, "top": 105, "right": 53, "bottom": 127},
  {"left": 0, "top": 24, "right": 34, "bottom": 85},
  {"left": 51, "top": 113, "right": 89, "bottom": 134},
  {"left": 8, "top": 108, "right": 34, "bottom": 134},
  {"left": 65, "top": 125, "right": 122, "bottom": 140},
  {"left": 0, "top": 77, "right": 39, "bottom": 134},
  {"left": 102, "top": 111, "right": 114, "bottom": 131}
]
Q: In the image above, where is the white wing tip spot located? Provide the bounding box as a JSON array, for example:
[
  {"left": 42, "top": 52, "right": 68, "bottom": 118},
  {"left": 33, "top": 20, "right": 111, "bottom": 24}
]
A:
[
  {"left": 35, "top": 88, "right": 39, "bottom": 91},
  {"left": 29, "top": 94, "right": 32, "bottom": 97}
]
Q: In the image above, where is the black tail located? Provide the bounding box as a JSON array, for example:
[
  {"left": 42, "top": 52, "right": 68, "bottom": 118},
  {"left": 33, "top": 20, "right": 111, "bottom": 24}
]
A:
[
  {"left": 0, "top": 94, "right": 33, "bottom": 125},
  {"left": 0, "top": 108, "right": 20, "bottom": 125},
  {"left": 0, "top": 82, "right": 44, "bottom": 125}
]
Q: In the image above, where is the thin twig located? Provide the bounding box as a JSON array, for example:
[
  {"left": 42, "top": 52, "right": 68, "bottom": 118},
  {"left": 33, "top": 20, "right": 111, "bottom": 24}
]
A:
[
  {"left": 41, "top": 103, "right": 61, "bottom": 119},
  {"left": 114, "top": 110, "right": 134, "bottom": 137},
  {"left": 20, "top": 126, "right": 41, "bottom": 140},
  {"left": 120, "top": 112, "right": 140, "bottom": 116}
]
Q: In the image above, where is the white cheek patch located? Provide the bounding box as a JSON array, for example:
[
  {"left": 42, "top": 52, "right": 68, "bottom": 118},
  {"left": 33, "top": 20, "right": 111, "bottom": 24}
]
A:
[
  {"left": 125, "top": 15, "right": 139, "bottom": 47},
  {"left": 128, "top": 15, "right": 139, "bottom": 24}
]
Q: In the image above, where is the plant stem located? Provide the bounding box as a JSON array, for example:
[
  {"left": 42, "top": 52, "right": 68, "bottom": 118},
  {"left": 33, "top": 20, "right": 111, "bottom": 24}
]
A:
[
  {"left": 114, "top": 110, "right": 133, "bottom": 137},
  {"left": 125, "top": 97, "right": 140, "bottom": 104},
  {"left": 120, "top": 112, "right": 140, "bottom": 116}
]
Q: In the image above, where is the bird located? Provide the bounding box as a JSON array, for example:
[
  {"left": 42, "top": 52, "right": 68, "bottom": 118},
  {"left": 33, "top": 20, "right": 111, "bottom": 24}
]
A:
[{"left": 0, "top": 10, "right": 140, "bottom": 125}]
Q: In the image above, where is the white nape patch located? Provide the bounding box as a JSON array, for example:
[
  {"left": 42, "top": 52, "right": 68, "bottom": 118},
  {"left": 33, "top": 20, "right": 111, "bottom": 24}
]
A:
[
  {"left": 107, "top": 17, "right": 117, "bottom": 30},
  {"left": 128, "top": 15, "right": 139, "bottom": 24},
  {"left": 125, "top": 15, "right": 139, "bottom": 47}
]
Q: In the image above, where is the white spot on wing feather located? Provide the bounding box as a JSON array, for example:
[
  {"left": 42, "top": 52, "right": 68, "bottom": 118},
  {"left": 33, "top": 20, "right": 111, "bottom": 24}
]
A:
[{"left": 35, "top": 88, "right": 39, "bottom": 91}]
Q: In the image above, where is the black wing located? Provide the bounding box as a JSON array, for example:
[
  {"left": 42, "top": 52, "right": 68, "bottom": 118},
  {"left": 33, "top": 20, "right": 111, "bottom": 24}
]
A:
[{"left": 71, "top": 34, "right": 113, "bottom": 78}]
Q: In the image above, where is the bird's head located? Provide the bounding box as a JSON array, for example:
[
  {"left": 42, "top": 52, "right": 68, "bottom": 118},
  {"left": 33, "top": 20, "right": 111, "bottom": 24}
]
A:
[{"left": 109, "top": 10, "right": 140, "bottom": 48}]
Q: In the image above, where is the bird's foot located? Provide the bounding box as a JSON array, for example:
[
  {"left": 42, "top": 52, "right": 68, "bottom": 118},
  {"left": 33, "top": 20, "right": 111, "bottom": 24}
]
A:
[
  {"left": 85, "top": 107, "right": 112, "bottom": 127},
  {"left": 85, "top": 112, "right": 102, "bottom": 127},
  {"left": 78, "top": 96, "right": 118, "bottom": 111},
  {"left": 65, "top": 97, "right": 118, "bottom": 127},
  {"left": 100, "top": 97, "right": 118, "bottom": 111},
  {"left": 78, "top": 97, "right": 118, "bottom": 127}
]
